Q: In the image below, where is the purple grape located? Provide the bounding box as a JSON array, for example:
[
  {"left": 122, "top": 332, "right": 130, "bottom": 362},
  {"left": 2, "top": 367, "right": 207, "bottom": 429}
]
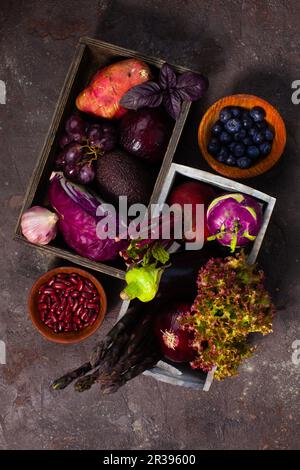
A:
[
  {"left": 63, "top": 163, "right": 80, "bottom": 182},
  {"left": 54, "top": 152, "right": 66, "bottom": 171},
  {"left": 64, "top": 143, "right": 83, "bottom": 165},
  {"left": 65, "top": 115, "right": 86, "bottom": 142},
  {"left": 78, "top": 163, "right": 95, "bottom": 184},
  {"left": 87, "top": 122, "right": 117, "bottom": 152},
  {"left": 59, "top": 133, "right": 73, "bottom": 148},
  {"left": 87, "top": 124, "right": 101, "bottom": 145}
]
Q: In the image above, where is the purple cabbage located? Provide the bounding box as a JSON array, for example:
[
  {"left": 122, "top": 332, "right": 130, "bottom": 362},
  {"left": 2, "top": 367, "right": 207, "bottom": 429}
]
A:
[
  {"left": 48, "top": 174, "right": 128, "bottom": 262},
  {"left": 207, "top": 193, "right": 262, "bottom": 252}
]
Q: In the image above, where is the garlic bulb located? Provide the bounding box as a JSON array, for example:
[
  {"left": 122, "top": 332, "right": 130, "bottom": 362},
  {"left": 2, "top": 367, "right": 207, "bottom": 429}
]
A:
[{"left": 21, "top": 206, "right": 58, "bottom": 245}]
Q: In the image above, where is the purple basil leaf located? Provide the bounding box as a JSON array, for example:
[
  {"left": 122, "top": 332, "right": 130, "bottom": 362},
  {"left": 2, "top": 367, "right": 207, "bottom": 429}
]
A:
[
  {"left": 176, "top": 72, "right": 209, "bottom": 101},
  {"left": 163, "top": 90, "right": 182, "bottom": 120},
  {"left": 120, "top": 81, "right": 163, "bottom": 110},
  {"left": 159, "top": 63, "right": 177, "bottom": 90}
]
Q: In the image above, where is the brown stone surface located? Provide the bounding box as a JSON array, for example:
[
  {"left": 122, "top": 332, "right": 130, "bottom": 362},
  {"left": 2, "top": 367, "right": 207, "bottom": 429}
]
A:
[{"left": 0, "top": 0, "right": 299, "bottom": 450}]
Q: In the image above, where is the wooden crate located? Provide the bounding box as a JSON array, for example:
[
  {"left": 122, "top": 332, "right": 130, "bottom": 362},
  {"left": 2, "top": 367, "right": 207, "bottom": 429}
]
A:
[
  {"left": 14, "top": 37, "right": 193, "bottom": 279},
  {"left": 117, "top": 163, "right": 276, "bottom": 390}
]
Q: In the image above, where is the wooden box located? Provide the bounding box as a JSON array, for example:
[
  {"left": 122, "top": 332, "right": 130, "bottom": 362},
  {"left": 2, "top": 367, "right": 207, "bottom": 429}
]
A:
[
  {"left": 14, "top": 37, "right": 192, "bottom": 280},
  {"left": 118, "top": 163, "right": 276, "bottom": 390}
]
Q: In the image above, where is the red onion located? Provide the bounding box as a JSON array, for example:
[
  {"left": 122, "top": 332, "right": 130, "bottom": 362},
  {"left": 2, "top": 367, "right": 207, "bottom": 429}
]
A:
[{"left": 154, "top": 303, "right": 196, "bottom": 363}]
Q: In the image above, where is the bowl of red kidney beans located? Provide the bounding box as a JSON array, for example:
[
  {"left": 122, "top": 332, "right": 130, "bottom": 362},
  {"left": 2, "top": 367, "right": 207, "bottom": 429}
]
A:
[{"left": 28, "top": 267, "right": 107, "bottom": 343}]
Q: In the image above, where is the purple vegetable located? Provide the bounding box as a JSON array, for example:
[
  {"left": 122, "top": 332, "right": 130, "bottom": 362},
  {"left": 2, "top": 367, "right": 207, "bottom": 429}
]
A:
[
  {"left": 120, "top": 81, "right": 163, "bottom": 110},
  {"left": 206, "top": 193, "right": 262, "bottom": 252},
  {"left": 120, "top": 62, "right": 209, "bottom": 120},
  {"left": 48, "top": 174, "right": 127, "bottom": 262}
]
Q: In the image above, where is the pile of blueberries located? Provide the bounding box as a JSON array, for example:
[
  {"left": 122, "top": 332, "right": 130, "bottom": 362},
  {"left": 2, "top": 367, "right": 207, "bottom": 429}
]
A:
[{"left": 207, "top": 105, "right": 275, "bottom": 169}]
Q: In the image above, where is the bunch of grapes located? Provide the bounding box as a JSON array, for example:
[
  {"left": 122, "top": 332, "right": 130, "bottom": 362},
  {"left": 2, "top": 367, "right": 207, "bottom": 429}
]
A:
[{"left": 54, "top": 114, "right": 117, "bottom": 185}]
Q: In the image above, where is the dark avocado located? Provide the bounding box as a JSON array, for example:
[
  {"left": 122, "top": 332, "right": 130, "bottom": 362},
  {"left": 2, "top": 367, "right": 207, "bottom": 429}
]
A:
[{"left": 95, "top": 149, "right": 155, "bottom": 206}]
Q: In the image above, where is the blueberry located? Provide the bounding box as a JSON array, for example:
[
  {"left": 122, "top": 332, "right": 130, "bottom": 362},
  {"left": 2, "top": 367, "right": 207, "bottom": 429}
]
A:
[
  {"left": 265, "top": 128, "right": 275, "bottom": 141},
  {"left": 242, "top": 116, "right": 253, "bottom": 130},
  {"left": 249, "top": 106, "right": 266, "bottom": 123},
  {"left": 207, "top": 140, "right": 220, "bottom": 156},
  {"left": 211, "top": 120, "right": 223, "bottom": 136},
  {"left": 234, "top": 129, "right": 247, "bottom": 141},
  {"left": 248, "top": 127, "right": 257, "bottom": 137},
  {"left": 228, "top": 142, "right": 236, "bottom": 153},
  {"left": 259, "top": 142, "right": 272, "bottom": 156},
  {"left": 243, "top": 136, "right": 253, "bottom": 146},
  {"left": 229, "top": 107, "right": 242, "bottom": 117},
  {"left": 237, "top": 157, "right": 252, "bottom": 169},
  {"left": 220, "top": 131, "right": 232, "bottom": 144},
  {"left": 216, "top": 153, "right": 227, "bottom": 163},
  {"left": 234, "top": 143, "right": 245, "bottom": 158},
  {"left": 225, "top": 118, "right": 242, "bottom": 134},
  {"left": 225, "top": 155, "right": 237, "bottom": 166},
  {"left": 217, "top": 147, "right": 229, "bottom": 159},
  {"left": 219, "top": 107, "right": 232, "bottom": 123},
  {"left": 256, "top": 120, "right": 268, "bottom": 130},
  {"left": 252, "top": 131, "right": 265, "bottom": 145},
  {"left": 247, "top": 145, "right": 260, "bottom": 159}
]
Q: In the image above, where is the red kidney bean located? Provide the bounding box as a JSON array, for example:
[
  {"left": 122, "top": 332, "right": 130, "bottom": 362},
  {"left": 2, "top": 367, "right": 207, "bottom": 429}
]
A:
[
  {"left": 58, "top": 311, "right": 65, "bottom": 322},
  {"left": 47, "top": 278, "right": 55, "bottom": 287},
  {"left": 85, "top": 279, "right": 95, "bottom": 289},
  {"left": 53, "top": 281, "right": 66, "bottom": 290},
  {"left": 92, "top": 294, "right": 100, "bottom": 301},
  {"left": 38, "top": 302, "right": 48, "bottom": 311},
  {"left": 65, "top": 285, "right": 75, "bottom": 293},
  {"left": 80, "top": 291, "right": 93, "bottom": 300},
  {"left": 72, "top": 323, "right": 78, "bottom": 331},
  {"left": 43, "top": 287, "right": 55, "bottom": 295},
  {"left": 60, "top": 297, "right": 67, "bottom": 309},
  {"left": 78, "top": 295, "right": 85, "bottom": 305},
  {"left": 40, "top": 310, "right": 46, "bottom": 322},
  {"left": 64, "top": 314, "right": 72, "bottom": 324},
  {"left": 38, "top": 294, "right": 46, "bottom": 303},
  {"left": 65, "top": 304, "right": 72, "bottom": 316},
  {"left": 76, "top": 305, "right": 84, "bottom": 317},
  {"left": 67, "top": 296, "right": 73, "bottom": 308},
  {"left": 86, "top": 302, "right": 99, "bottom": 310},
  {"left": 83, "top": 284, "right": 92, "bottom": 293},
  {"left": 76, "top": 278, "right": 84, "bottom": 292},
  {"left": 72, "top": 299, "right": 79, "bottom": 312},
  {"left": 71, "top": 290, "right": 80, "bottom": 298},
  {"left": 80, "top": 309, "right": 89, "bottom": 323},
  {"left": 70, "top": 275, "right": 78, "bottom": 284},
  {"left": 50, "top": 311, "right": 58, "bottom": 322},
  {"left": 50, "top": 303, "right": 58, "bottom": 314}
]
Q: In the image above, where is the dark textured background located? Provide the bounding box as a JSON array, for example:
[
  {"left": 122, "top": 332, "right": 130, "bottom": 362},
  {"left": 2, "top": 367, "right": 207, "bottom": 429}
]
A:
[{"left": 0, "top": 0, "right": 299, "bottom": 450}]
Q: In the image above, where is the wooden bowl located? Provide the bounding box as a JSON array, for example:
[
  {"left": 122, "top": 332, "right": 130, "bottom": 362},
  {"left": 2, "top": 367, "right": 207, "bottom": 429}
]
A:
[
  {"left": 198, "top": 94, "right": 286, "bottom": 179},
  {"left": 28, "top": 267, "right": 107, "bottom": 344}
]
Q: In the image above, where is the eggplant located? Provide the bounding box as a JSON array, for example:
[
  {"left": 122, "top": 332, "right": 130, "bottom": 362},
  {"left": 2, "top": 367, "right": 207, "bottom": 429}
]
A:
[{"left": 157, "top": 244, "right": 221, "bottom": 303}]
